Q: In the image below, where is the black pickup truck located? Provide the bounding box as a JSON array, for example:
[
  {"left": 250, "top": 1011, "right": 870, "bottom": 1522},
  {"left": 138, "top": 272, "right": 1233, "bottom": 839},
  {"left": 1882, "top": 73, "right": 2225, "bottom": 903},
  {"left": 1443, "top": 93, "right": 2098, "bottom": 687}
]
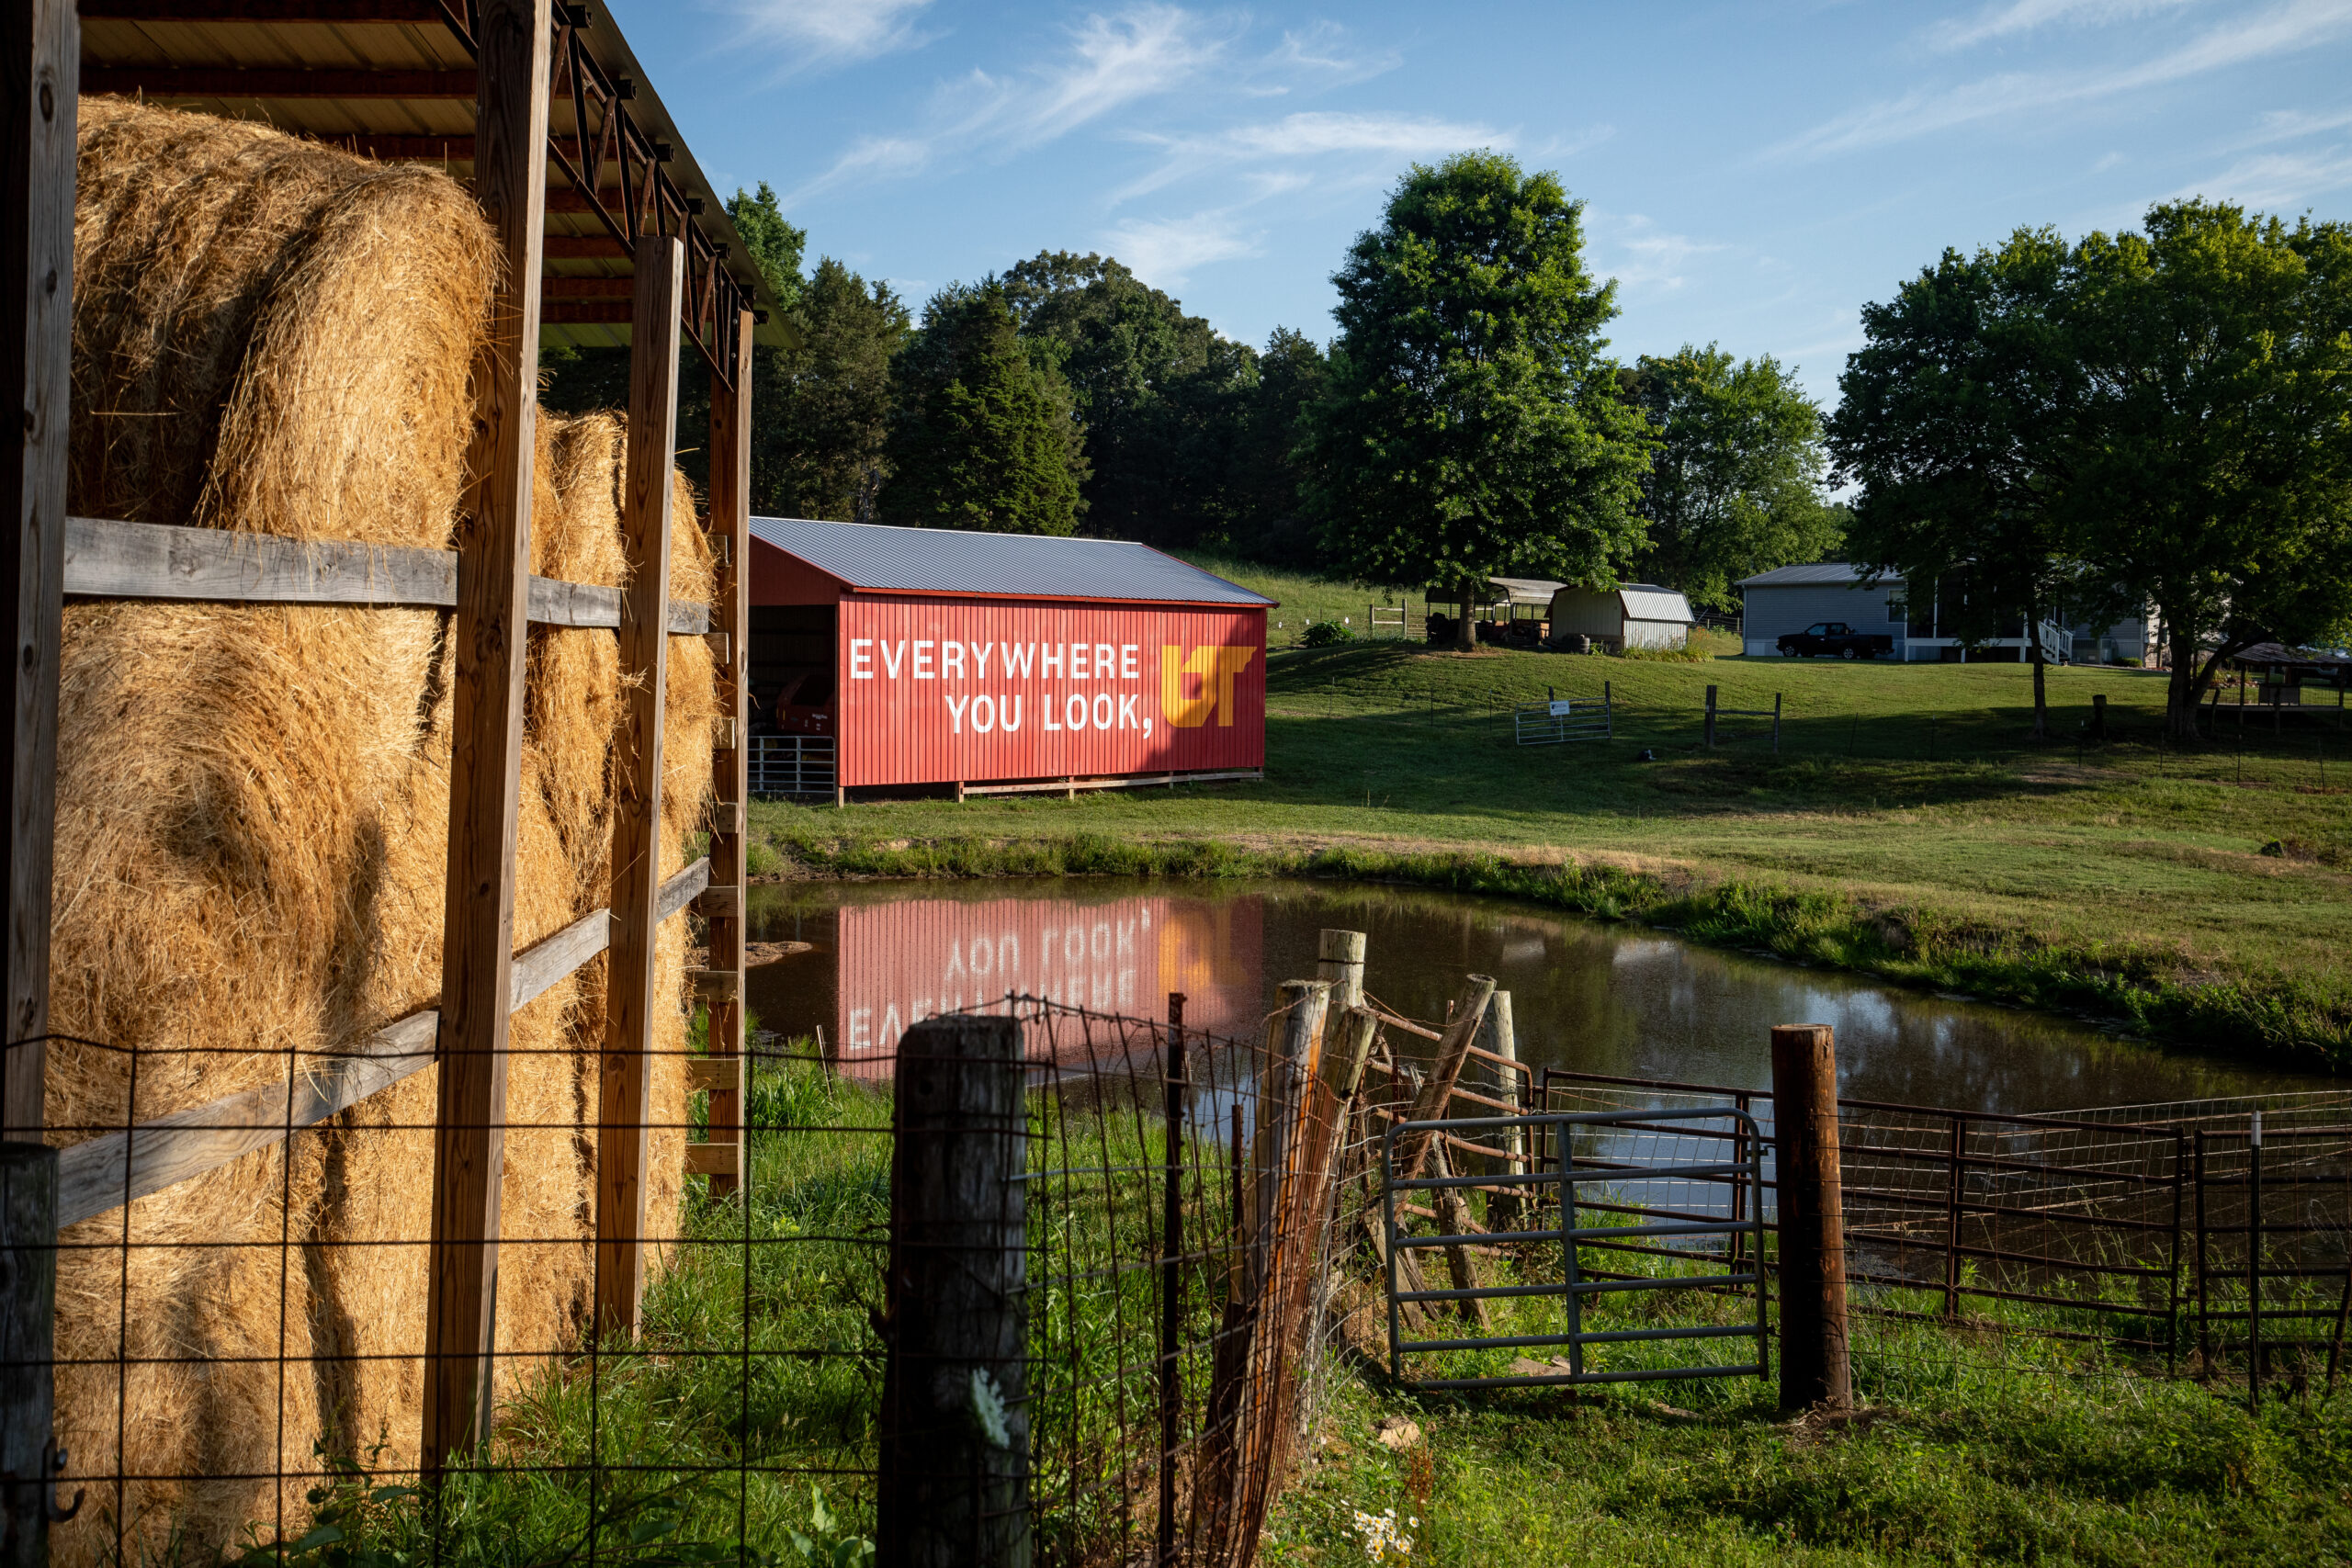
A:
[{"left": 1777, "top": 622, "right": 1894, "bottom": 660}]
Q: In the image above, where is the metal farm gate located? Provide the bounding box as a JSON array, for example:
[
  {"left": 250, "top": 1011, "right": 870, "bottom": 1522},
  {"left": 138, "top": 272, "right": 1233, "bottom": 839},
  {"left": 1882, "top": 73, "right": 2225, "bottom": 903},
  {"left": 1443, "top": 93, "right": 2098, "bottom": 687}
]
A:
[{"left": 1379, "top": 1106, "right": 1768, "bottom": 1391}]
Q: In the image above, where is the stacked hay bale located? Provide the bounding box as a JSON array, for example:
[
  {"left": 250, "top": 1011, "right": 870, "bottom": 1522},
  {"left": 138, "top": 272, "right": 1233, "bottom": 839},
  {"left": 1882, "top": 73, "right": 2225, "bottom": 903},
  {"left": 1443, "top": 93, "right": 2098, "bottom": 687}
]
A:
[{"left": 51, "top": 97, "right": 716, "bottom": 1562}]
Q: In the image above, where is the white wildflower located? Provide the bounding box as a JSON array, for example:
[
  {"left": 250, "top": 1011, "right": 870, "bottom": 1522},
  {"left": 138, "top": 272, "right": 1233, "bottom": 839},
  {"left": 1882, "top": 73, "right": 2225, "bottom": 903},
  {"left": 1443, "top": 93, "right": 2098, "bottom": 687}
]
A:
[{"left": 1350, "top": 1506, "right": 1415, "bottom": 1561}]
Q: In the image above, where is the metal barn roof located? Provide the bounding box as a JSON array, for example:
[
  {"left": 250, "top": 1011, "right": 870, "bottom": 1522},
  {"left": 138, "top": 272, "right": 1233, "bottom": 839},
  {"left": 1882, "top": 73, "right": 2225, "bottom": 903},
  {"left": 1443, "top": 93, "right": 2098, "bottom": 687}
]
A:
[
  {"left": 1485, "top": 576, "right": 1566, "bottom": 606},
  {"left": 1737, "top": 562, "right": 1898, "bottom": 589},
  {"left": 1618, "top": 585, "right": 1695, "bottom": 624},
  {"left": 748, "top": 518, "right": 1276, "bottom": 607}
]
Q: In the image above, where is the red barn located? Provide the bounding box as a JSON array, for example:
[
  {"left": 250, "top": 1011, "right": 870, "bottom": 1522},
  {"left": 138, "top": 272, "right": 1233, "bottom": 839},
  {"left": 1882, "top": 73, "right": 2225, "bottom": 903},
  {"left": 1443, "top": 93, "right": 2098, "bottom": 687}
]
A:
[{"left": 746, "top": 518, "right": 1272, "bottom": 800}]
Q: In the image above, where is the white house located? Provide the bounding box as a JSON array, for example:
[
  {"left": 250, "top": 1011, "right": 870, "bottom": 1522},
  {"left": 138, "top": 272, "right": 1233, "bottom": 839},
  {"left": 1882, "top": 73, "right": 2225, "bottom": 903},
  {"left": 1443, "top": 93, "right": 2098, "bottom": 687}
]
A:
[{"left": 1736, "top": 563, "right": 2085, "bottom": 662}]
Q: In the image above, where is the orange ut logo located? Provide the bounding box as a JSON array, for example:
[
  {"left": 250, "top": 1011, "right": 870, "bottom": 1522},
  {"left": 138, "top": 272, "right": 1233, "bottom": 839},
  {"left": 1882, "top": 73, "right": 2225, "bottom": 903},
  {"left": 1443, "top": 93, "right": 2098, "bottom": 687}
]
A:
[{"left": 1160, "top": 645, "right": 1257, "bottom": 728}]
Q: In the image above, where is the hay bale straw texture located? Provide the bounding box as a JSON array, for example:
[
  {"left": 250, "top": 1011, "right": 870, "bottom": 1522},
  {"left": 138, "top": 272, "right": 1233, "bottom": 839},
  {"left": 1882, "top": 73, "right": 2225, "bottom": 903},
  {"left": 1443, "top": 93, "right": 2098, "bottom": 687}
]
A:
[{"left": 51, "top": 98, "right": 718, "bottom": 1563}]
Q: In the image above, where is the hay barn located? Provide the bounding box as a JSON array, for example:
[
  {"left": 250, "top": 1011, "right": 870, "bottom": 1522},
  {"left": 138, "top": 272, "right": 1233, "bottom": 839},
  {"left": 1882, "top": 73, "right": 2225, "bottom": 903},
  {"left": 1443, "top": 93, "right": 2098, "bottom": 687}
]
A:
[{"left": 0, "top": 5, "right": 783, "bottom": 1561}]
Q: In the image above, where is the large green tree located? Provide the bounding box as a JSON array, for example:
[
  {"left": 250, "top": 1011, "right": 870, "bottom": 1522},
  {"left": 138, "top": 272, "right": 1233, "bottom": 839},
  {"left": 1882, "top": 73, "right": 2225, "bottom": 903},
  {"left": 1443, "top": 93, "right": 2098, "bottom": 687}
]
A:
[
  {"left": 1303, "top": 152, "right": 1654, "bottom": 645},
  {"left": 727, "top": 181, "right": 807, "bottom": 312},
  {"left": 758, "top": 257, "right": 909, "bottom": 521},
  {"left": 2066, "top": 201, "right": 2352, "bottom": 736},
  {"left": 1001, "top": 251, "right": 1259, "bottom": 547},
  {"left": 1624, "top": 344, "right": 1840, "bottom": 614},
  {"left": 1827, "top": 231, "right": 2086, "bottom": 737},
  {"left": 1226, "top": 326, "right": 1329, "bottom": 565},
  {"left": 876, "top": 285, "right": 1087, "bottom": 535}
]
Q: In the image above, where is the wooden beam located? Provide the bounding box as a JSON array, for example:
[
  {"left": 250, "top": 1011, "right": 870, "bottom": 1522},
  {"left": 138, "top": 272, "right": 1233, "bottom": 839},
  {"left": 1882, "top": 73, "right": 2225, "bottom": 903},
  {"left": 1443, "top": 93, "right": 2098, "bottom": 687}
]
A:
[
  {"left": 423, "top": 0, "right": 548, "bottom": 1478},
  {"left": 54, "top": 858, "right": 707, "bottom": 1232},
  {"left": 540, "top": 302, "right": 633, "bottom": 326},
  {"left": 542, "top": 276, "right": 635, "bottom": 300},
  {"left": 60, "top": 514, "right": 711, "bottom": 631},
  {"left": 592, "top": 232, "right": 680, "bottom": 1337},
  {"left": 81, "top": 66, "right": 478, "bottom": 99},
  {"left": 681, "top": 1141, "right": 738, "bottom": 1178},
  {"left": 0, "top": 0, "right": 72, "bottom": 1145},
  {"left": 1, "top": 1144, "right": 59, "bottom": 1568},
  {"left": 690, "top": 884, "right": 739, "bottom": 919},
  {"left": 704, "top": 306, "right": 752, "bottom": 1198},
  {"left": 80, "top": 1, "right": 447, "bottom": 18}
]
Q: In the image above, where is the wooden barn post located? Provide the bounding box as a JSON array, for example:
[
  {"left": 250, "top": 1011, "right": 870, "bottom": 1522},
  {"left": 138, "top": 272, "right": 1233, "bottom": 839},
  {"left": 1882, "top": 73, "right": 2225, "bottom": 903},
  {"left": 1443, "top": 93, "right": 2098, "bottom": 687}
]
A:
[
  {"left": 694, "top": 307, "right": 755, "bottom": 1196},
  {"left": 593, "top": 234, "right": 683, "bottom": 1335},
  {"left": 0, "top": 0, "right": 73, "bottom": 1144},
  {"left": 424, "top": 0, "right": 549, "bottom": 1472}
]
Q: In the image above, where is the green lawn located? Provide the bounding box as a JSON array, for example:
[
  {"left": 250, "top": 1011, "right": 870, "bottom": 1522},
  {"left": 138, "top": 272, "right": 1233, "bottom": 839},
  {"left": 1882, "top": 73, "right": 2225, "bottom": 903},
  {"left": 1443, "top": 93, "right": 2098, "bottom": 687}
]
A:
[{"left": 750, "top": 643, "right": 2352, "bottom": 1066}]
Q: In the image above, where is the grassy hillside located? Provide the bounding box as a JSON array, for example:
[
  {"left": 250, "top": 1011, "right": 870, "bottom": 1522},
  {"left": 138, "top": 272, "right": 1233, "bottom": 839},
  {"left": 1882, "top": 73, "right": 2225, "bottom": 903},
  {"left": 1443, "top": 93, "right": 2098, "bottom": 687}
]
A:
[
  {"left": 1167, "top": 550, "right": 1418, "bottom": 645},
  {"left": 750, "top": 643, "right": 2352, "bottom": 1067}
]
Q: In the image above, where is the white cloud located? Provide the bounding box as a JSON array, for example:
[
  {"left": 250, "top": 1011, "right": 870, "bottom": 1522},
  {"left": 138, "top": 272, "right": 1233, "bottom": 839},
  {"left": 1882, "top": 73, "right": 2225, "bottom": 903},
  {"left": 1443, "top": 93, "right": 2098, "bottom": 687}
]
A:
[
  {"left": 1114, "top": 110, "right": 1510, "bottom": 201},
  {"left": 2092, "top": 150, "right": 2127, "bottom": 170},
  {"left": 788, "top": 5, "right": 1230, "bottom": 201},
  {"left": 2177, "top": 144, "right": 2352, "bottom": 204},
  {"left": 1099, "top": 210, "right": 1261, "bottom": 288},
  {"left": 1262, "top": 22, "right": 1400, "bottom": 85},
  {"left": 2233, "top": 103, "right": 2352, "bottom": 144},
  {"left": 1596, "top": 213, "right": 1724, "bottom": 293},
  {"left": 1929, "top": 0, "right": 2196, "bottom": 51},
  {"left": 728, "top": 0, "right": 934, "bottom": 73},
  {"left": 1782, "top": 0, "right": 2352, "bottom": 158}
]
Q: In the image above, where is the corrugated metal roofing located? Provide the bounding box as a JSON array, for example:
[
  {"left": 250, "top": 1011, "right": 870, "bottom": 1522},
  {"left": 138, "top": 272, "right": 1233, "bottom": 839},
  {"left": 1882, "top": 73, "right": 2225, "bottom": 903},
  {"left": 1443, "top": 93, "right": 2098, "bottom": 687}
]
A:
[
  {"left": 749, "top": 518, "right": 1275, "bottom": 606},
  {"left": 1737, "top": 561, "right": 1901, "bottom": 589},
  {"left": 1486, "top": 576, "right": 1566, "bottom": 605},
  {"left": 1619, "top": 585, "right": 1695, "bottom": 623}
]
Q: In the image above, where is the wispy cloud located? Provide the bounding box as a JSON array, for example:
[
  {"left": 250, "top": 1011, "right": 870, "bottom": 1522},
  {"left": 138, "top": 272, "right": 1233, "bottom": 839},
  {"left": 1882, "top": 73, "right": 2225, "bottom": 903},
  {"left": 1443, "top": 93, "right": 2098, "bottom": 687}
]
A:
[
  {"left": 2229, "top": 103, "right": 2352, "bottom": 145},
  {"left": 1100, "top": 210, "right": 1261, "bottom": 288},
  {"left": 1114, "top": 110, "right": 1510, "bottom": 202},
  {"left": 1261, "top": 21, "right": 1399, "bottom": 86},
  {"left": 2177, "top": 144, "right": 2352, "bottom": 204},
  {"left": 1782, "top": 0, "right": 2352, "bottom": 158},
  {"left": 1595, "top": 213, "right": 1724, "bottom": 293},
  {"left": 727, "top": 0, "right": 935, "bottom": 73},
  {"left": 1929, "top": 0, "right": 2196, "bottom": 52},
  {"left": 787, "top": 5, "right": 1232, "bottom": 201}
]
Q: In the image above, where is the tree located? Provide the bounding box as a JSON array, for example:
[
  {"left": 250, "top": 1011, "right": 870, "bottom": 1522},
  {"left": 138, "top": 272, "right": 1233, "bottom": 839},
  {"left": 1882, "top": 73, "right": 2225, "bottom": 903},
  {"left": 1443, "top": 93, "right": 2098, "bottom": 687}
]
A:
[
  {"left": 726, "top": 181, "right": 807, "bottom": 312},
  {"left": 1302, "top": 152, "right": 1654, "bottom": 647},
  {"left": 1827, "top": 231, "right": 2086, "bottom": 737},
  {"left": 2065, "top": 201, "right": 2352, "bottom": 736},
  {"left": 1001, "top": 251, "right": 1258, "bottom": 548},
  {"left": 756, "top": 257, "right": 909, "bottom": 521},
  {"left": 1226, "top": 326, "right": 1329, "bottom": 565},
  {"left": 876, "top": 285, "right": 1087, "bottom": 535},
  {"left": 1624, "top": 345, "right": 1840, "bottom": 613}
]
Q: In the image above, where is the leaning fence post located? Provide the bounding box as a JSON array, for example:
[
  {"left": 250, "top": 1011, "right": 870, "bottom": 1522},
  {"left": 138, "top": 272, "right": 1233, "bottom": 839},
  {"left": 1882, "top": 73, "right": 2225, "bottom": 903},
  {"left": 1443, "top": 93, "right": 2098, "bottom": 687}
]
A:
[
  {"left": 1770, "top": 1023, "right": 1849, "bottom": 1412},
  {"left": 1394, "top": 976, "right": 1498, "bottom": 1180},
  {"left": 876, "top": 1014, "right": 1028, "bottom": 1568},
  {"left": 1156, "top": 993, "right": 1185, "bottom": 1568},
  {"left": 2, "top": 1144, "right": 61, "bottom": 1568}
]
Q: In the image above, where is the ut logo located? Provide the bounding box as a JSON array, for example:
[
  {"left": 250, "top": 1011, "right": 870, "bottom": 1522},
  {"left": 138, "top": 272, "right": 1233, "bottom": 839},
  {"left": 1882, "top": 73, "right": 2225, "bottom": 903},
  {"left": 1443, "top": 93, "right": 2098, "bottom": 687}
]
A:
[{"left": 1160, "top": 645, "right": 1257, "bottom": 728}]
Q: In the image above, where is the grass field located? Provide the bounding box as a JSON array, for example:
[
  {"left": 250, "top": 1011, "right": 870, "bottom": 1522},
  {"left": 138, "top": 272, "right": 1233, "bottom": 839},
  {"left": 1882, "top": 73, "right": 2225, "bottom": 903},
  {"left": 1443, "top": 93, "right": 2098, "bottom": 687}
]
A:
[{"left": 750, "top": 631, "right": 2352, "bottom": 1068}]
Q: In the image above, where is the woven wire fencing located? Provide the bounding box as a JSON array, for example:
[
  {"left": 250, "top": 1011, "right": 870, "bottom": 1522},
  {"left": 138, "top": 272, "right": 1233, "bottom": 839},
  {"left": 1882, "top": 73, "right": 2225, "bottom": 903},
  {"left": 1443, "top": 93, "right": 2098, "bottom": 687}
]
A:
[{"left": 1531, "top": 1069, "right": 2352, "bottom": 1395}]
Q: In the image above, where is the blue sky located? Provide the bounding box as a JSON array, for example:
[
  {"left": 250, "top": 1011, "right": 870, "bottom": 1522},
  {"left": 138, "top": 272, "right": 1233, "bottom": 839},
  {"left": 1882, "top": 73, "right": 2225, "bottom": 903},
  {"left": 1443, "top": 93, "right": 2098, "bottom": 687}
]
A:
[{"left": 615, "top": 0, "right": 2352, "bottom": 406}]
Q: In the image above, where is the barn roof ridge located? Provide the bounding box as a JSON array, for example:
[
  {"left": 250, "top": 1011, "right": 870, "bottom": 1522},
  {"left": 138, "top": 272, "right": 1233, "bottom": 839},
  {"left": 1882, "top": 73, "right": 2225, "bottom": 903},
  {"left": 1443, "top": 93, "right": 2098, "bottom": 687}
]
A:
[{"left": 747, "top": 516, "right": 1277, "bottom": 607}]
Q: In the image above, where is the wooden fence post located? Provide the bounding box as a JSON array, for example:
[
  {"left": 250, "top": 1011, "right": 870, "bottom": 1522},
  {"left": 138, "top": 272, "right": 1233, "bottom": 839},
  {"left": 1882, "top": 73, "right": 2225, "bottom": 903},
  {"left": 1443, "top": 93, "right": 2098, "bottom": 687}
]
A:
[
  {"left": 1316, "top": 929, "right": 1364, "bottom": 1010},
  {"left": 1772, "top": 692, "right": 1782, "bottom": 756},
  {"left": 1770, "top": 1022, "right": 1850, "bottom": 1412},
  {"left": 423, "top": 0, "right": 549, "bottom": 1472},
  {"left": 593, "top": 234, "right": 683, "bottom": 1337},
  {"left": 1393, "top": 976, "right": 1497, "bottom": 1180},
  {"left": 1483, "top": 991, "right": 1524, "bottom": 1228},
  {"left": 1, "top": 0, "right": 74, "bottom": 1143},
  {"left": 876, "top": 1014, "right": 1027, "bottom": 1568},
  {"left": 1250, "top": 981, "right": 1329, "bottom": 1296},
  {"left": 1704, "top": 685, "right": 1718, "bottom": 750},
  {"left": 2092, "top": 694, "right": 2107, "bottom": 741},
  {"left": 2, "top": 1144, "right": 60, "bottom": 1568},
  {"left": 698, "top": 307, "right": 754, "bottom": 1196},
  {"left": 1156, "top": 993, "right": 1185, "bottom": 1568}
]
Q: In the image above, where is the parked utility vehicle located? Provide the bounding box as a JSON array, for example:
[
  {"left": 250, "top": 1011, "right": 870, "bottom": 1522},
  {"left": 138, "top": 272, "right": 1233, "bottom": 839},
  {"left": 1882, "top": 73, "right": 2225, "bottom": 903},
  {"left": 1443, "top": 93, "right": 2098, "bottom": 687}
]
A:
[{"left": 1777, "top": 622, "right": 1894, "bottom": 659}]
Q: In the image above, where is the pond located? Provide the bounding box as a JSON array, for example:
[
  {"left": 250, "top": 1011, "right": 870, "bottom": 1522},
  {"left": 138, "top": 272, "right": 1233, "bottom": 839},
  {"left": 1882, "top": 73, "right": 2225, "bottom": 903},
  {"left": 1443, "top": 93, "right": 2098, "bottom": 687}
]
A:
[{"left": 742, "top": 877, "right": 2329, "bottom": 1116}]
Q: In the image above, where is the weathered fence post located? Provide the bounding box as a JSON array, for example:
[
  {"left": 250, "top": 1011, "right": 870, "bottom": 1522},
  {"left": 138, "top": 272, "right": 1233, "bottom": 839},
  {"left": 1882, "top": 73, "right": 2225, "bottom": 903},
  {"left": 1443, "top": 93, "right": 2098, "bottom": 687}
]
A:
[
  {"left": 2247, "top": 1111, "right": 2263, "bottom": 1410},
  {"left": 1156, "top": 993, "right": 1185, "bottom": 1568},
  {"left": 1317, "top": 929, "right": 1365, "bottom": 1010},
  {"left": 876, "top": 1014, "right": 1029, "bottom": 1568},
  {"left": 2, "top": 1144, "right": 61, "bottom": 1568},
  {"left": 1770, "top": 1023, "right": 1850, "bottom": 1412},
  {"left": 1482, "top": 992, "right": 1524, "bottom": 1228},
  {"left": 1704, "top": 685, "right": 1717, "bottom": 750},
  {"left": 1772, "top": 692, "right": 1782, "bottom": 756},
  {"left": 2091, "top": 693, "right": 2107, "bottom": 741},
  {"left": 1394, "top": 976, "right": 1497, "bottom": 1180}
]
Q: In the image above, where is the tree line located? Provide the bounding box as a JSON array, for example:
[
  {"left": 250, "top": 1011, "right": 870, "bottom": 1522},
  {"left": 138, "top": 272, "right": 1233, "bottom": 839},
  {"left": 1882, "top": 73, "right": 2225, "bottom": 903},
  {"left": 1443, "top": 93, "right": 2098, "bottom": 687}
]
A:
[
  {"left": 544, "top": 164, "right": 1840, "bottom": 643},
  {"left": 1828, "top": 201, "right": 2352, "bottom": 738}
]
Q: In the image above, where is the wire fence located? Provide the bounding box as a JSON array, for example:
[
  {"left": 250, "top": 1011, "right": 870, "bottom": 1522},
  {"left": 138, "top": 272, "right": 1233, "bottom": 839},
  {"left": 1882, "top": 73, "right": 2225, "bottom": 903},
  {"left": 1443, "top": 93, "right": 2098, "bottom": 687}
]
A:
[{"left": 17, "top": 981, "right": 1361, "bottom": 1568}]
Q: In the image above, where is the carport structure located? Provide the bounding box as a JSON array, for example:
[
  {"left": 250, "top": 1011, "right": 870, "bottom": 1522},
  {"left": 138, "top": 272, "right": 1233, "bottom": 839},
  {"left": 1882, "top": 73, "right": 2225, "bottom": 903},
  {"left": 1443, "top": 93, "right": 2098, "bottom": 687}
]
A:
[{"left": 2, "top": 0, "right": 790, "bottom": 1498}]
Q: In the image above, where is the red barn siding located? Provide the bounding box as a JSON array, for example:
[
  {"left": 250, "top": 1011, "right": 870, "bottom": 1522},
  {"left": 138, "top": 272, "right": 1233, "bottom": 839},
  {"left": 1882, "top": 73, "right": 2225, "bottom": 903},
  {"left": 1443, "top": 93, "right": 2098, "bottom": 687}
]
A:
[{"left": 836, "top": 594, "right": 1265, "bottom": 787}]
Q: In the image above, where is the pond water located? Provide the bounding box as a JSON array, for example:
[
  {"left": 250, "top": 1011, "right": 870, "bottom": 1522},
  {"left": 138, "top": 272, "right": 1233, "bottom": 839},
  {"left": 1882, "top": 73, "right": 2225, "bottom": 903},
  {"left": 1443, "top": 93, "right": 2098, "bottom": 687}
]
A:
[{"left": 742, "top": 877, "right": 2329, "bottom": 1116}]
